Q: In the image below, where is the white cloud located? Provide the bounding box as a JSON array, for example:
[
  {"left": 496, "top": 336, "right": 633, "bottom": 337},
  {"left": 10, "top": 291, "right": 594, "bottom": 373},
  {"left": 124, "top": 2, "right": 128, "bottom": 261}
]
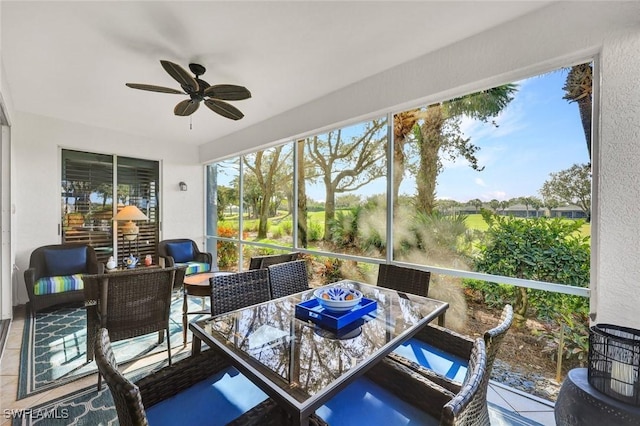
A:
[
  {"left": 475, "top": 177, "right": 486, "bottom": 187},
  {"left": 480, "top": 191, "right": 507, "bottom": 201}
]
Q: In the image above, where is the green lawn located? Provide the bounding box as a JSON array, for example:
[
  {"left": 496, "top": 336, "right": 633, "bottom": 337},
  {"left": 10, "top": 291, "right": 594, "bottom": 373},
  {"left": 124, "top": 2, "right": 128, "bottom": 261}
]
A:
[
  {"left": 462, "top": 214, "right": 591, "bottom": 238},
  {"left": 219, "top": 211, "right": 591, "bottom": 240}
]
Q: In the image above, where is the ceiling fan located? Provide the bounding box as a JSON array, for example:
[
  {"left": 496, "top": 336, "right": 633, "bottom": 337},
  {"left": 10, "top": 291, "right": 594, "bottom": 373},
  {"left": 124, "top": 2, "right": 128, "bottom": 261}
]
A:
[{"left": 126, "top": 60, "right": 251, "bottom": 120}]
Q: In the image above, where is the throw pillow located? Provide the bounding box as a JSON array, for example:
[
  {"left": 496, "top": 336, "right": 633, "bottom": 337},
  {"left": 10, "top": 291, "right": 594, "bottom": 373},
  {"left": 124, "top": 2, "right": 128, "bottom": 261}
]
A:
[
  {"left": 44, "top": 246, "right": 87, "bottom": 276},
  {"left": 166, "top": 241, "right": 194, "bottom": 263}
]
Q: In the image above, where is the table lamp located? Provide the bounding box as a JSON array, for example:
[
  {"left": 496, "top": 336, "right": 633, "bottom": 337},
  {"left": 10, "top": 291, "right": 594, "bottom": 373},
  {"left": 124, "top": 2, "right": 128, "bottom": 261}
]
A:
[{"left": 114, "top": 205, "right": 149, "bottom": 241}]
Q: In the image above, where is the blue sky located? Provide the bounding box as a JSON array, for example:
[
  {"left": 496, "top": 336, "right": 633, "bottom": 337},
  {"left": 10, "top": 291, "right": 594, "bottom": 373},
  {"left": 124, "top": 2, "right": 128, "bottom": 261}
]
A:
[
  {"left": 303, "top": 68, "right": 590, "bottom": 203},
  {"left": 430, "top": 70, "right": 590, "bottom": 202}
]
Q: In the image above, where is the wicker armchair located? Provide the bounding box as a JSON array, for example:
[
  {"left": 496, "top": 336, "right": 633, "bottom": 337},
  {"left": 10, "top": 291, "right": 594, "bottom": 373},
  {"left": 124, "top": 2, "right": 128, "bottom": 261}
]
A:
[
  {"left": 315, "top": 338, "right": 488, "bottom": 425},
  {"left": 158, "top": 239, "right": 213, "bottom": 291},
  {"left": 267, "top": 260, "right": 310, "bottom": 299},
  {"left": 211, "top": 269, "right": 271, "bottom": 316},
  {"left": 24, "top": 243, "right": 102, "bottom": 313},
  {"left": 94, "top": 328, "right": 282, "bottom": 426},
  {"left": 248, "top": 252, "right": 299, "bottom": 270},
  {"left": 84, "top": 267, "right": 176, "bottom": 374}
]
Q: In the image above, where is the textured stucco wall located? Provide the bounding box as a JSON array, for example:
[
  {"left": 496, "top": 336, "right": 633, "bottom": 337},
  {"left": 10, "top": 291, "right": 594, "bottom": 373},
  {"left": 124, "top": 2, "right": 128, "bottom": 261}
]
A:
[
  {"left": 595, "top": 31, "right": 640, "bottom": 328},
  {"left": 12, "top": 112, "right": 204, "bottom": 304}
]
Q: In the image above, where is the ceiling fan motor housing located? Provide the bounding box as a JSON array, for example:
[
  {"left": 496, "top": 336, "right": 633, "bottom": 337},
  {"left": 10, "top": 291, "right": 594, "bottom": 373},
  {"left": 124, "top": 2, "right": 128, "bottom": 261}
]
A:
[{"left": 188, "top": 63, "right": 206, "bottom": 77}]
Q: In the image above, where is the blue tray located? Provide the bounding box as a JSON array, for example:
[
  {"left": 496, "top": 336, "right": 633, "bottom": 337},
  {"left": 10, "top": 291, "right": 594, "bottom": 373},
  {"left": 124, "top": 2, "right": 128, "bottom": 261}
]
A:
[{"left": 295, "top": 297, "right": 377, "bottom": 331}]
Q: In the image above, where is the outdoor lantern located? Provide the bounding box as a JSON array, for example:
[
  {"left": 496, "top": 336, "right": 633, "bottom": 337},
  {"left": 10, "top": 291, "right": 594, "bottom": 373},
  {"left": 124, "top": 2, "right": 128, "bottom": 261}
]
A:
[{"left": 588, "top": 323, "right": 640, "bottom": 406}]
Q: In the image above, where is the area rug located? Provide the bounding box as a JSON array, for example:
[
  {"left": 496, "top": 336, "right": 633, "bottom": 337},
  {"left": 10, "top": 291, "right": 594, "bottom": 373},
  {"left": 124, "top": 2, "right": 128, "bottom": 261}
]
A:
[
  {"left": 18, "top": 295, "right": 208, "bottom": 399},
  {"left": 9, "top": 385, "right": 543, "bottom": 426}
]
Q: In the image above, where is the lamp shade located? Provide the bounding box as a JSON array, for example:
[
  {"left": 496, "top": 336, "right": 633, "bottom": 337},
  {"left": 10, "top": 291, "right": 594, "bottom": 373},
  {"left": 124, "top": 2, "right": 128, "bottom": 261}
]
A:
[
  {"left": 114, "top": 206, "right": 149, "bottom": 240},
  {"left": 114, "top": 205, "right": 149, "bottom": 222}
]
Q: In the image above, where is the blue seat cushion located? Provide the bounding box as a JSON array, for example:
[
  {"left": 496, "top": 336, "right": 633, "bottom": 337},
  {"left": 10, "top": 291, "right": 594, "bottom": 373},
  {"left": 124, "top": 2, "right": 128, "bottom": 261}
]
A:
[
  {"left": 177, "top": 261, "right": 211, "bottom": 276},
  {"left": 392, "top": 338, "right": 468, "bottom": 383},
  {"left": 316, "top": 376, "right": 438, "bottom": 426},
  {"left": 146, "top": 367, "right": 268, "bottom": 426},
  {"left": 166, "top": 241, "right": 195, "bottom": 263},
  {"left": 43, "top": 246, "right": 87, "bottom": 276}
]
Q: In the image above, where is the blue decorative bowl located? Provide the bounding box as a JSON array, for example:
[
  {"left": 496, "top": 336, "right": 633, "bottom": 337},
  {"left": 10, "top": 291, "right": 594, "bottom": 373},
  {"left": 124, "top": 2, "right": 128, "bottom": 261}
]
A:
[{"left": 313, "top": 287, "right": 363, "bottom": 313}]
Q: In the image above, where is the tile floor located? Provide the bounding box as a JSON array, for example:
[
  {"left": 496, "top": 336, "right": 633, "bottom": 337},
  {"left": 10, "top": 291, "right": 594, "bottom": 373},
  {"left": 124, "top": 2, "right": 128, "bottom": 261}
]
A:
[{"left": 1, "top": 305, "right": 556, "bottom": 426}]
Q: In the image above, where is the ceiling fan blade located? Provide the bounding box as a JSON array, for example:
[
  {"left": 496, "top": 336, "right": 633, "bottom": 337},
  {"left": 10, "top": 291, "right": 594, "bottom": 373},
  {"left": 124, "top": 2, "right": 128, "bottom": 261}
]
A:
[
  {"left": 174, "top": 99, "right": 200, "bottom": 116},
  {"left": 125, "top": 83, "right": 183, "bottom": 94},
  {"left": 204, "top": 84, "right": 252, "bottom": 101},
  {"left": 160, "top": 60, "right": 199, "bottom": 93},
  {"left": 204, "top": 99, "right": 244, "bottom": 120}
]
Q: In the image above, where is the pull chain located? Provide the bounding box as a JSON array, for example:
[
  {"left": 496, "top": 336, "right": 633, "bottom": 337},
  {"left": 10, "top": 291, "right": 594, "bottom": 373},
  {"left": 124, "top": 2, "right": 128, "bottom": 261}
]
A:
[{"left": 190, "top": 115, "right": 193, "bottom": 130}]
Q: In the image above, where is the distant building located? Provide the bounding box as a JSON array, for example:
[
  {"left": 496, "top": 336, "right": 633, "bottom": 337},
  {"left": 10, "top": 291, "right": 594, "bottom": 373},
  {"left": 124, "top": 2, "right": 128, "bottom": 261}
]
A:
[
  {"left": 550, "top": 205, "right": 588, "bottom": 219},
  {"left": 500, "top": 204, "right": 547, "bottom": 218}
]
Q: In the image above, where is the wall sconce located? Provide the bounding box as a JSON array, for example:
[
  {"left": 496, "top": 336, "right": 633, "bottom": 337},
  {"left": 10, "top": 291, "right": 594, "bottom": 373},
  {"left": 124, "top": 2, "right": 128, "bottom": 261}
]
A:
[{"left": 179, "top": 181, "right": 188, "bottom": 191}]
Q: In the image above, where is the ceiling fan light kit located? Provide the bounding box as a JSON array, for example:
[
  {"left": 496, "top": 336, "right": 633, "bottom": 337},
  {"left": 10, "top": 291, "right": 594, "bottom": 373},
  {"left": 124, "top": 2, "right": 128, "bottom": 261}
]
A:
[{"left": 126, "top": 60, "right": 251, "bottom": 120}]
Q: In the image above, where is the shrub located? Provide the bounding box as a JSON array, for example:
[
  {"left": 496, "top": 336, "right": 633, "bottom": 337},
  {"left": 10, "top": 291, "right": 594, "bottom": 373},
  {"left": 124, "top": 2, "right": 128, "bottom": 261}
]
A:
[
  {"left": 474, "top": 212, "right": 590, "bottom": 328},
  {"left": 217, "top": 225, "right": 238, "bottom": 268},
  {"left": 395, "top": 210, "right": 471, "bottom": 268},
  {"left": 540, "top": 310, "right": 590, "bottom": 369},
  {"left": 271, "top": 226, "right": 283, "bottom": 239},
  {"left": 321, "top": 258, "right": 344, "bottom": 283},
  {"left": 329, "top": 208, "right": 359, "bottom": 248},
  {"left": 280, "top": 220, "right": 293, "bottom": 236},
  {"left": 308, "top": 220, "right": 323, "bottom": 241}
]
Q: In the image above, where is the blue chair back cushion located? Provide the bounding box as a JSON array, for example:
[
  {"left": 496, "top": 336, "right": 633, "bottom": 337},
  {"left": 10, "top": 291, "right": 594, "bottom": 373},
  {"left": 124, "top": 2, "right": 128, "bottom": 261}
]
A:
[
  {"left": 43, "top": 246, "right": 87, "bottom": 276},
  {"left": 166, "top": 241, "right": 195, "bottom": 263},
  {"left": 393, "top": 338, "right": 468, "bottom": 383},
  {"left": 34, "top": 274, "right": 84, "bottom": 295},
  {"left": 146, "top": 367, "right": 267, "bottom": 426},
  {"left": 177, "top": 261, "right": 211, "bottom": 276}
]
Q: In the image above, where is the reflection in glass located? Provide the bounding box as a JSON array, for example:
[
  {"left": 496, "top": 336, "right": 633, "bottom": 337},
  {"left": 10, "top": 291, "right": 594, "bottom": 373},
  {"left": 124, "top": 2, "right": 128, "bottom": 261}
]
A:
[{"left": 200, "top": 281, "right": 446, "bottom": 403}]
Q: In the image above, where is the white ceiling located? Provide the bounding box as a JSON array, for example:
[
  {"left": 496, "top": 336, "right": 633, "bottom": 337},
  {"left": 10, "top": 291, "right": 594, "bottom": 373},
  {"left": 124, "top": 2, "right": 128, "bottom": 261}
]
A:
[{"left": 2, "top": 1, "right": 552, "bottom": 147}]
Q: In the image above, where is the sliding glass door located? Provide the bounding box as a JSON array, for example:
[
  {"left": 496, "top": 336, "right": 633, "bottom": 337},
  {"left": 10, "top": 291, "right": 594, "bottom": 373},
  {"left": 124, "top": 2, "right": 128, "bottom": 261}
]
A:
[{"left": 61, "top": 149, "right": 159, "bottom": 263}]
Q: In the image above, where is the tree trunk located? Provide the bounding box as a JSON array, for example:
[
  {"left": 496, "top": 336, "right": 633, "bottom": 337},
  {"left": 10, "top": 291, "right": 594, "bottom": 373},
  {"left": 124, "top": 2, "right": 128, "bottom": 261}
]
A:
[
  {"left": 392, "top": 138, "right": 405, "bottom": 219},
  {"left": 257, "top": 190, "right": 271, "bottom": 239},
  {"left": 577, "top": 97, "right": 592, "bottom": 160},
  {"left": 392, "top": 110, "right": 419, "bottom": 219},
  {"left": 514, "top": 287, "right": 528, "bottom": 328},
  {"left": 297, "top": 140, "right": 308, "bottom": 248},
  {"left": 416, "top": 106, "right": 445, "bottom": 215},
  {"left": 324, "top": 185, "right": 336, "bottom": 241}
]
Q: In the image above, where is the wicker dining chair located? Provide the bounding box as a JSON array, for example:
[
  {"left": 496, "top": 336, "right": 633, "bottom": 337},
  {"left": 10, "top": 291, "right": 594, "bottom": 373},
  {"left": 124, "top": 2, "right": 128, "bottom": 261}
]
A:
[
  {"left": 390, "top": 304, "right": 514, "bottom": 424},
  {"left": 267, "top": 260, "right": 310, "bottom": 299},
  {"left": 248, "top": 252, "right": 299, "bottom": 270},
  {"left": 94, "top": 328, "right": 282, "bottom": 426},
  {"left": 377, "top": 263, "right": 431, "bottom": 297},
  {"left": 84, "top": 267, "right": 176, "bottom": 388},
  {"left": 210, "top": 269, "right": 272, "bottom": 316},
  {"left": 376, "top": 263, "right": 445, "bottom": 326},
  {"left": 315, "top": 337, "right": 488, "bottom": 426}
]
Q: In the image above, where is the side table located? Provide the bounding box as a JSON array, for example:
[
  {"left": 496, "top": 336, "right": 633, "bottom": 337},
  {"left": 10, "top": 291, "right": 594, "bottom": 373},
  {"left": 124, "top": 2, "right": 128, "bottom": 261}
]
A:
[
  {"left": 555, "top": 368, "right": 640, "bottom": 425},
  {"left": 182, "top": 271, "right": 233, "bottom": 345},
  {"left": 105, "top": 264, "right": 160, "bottom": 273}
]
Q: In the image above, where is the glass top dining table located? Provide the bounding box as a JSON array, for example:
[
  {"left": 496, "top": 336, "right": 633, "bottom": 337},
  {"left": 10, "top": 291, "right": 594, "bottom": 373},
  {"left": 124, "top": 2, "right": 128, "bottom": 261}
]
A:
[{"left": 189, "top": 279, "right": 449, "bottom": 426}]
